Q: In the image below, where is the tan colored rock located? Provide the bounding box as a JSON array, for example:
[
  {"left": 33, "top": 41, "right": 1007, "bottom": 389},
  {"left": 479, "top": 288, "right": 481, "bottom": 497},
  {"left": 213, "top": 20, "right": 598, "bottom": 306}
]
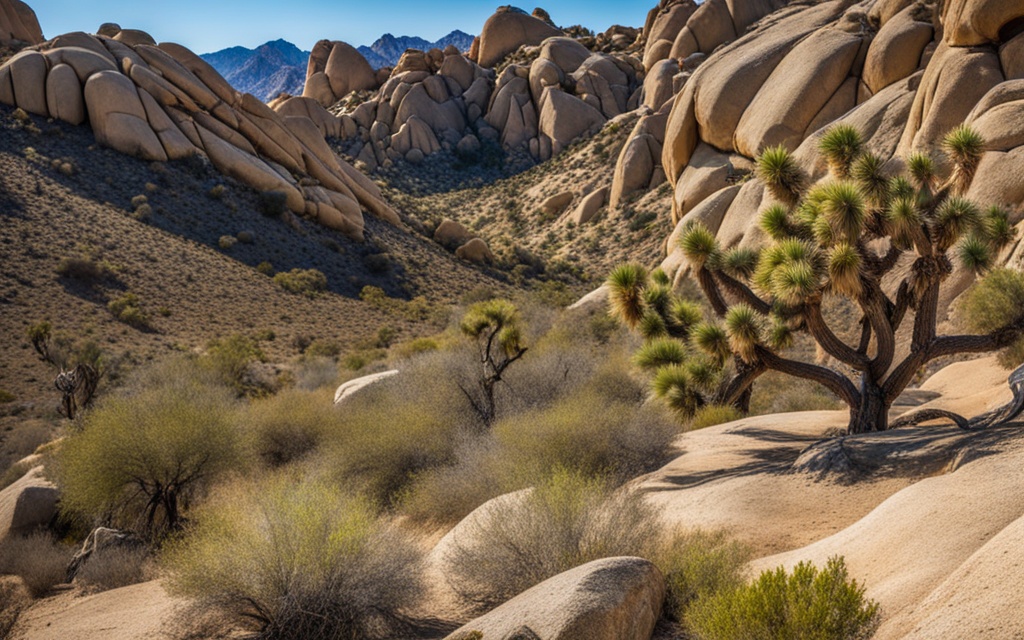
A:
[
  {"left": 715, "top": 178, "right": 765, "bottom": 247},
  {"left": 97, "top": 22, "right": 121, "bottom": 37},
  {"left": 540, "top": 191, "right": 574, "bottom": 217},
  {"left": 1002, "top": 32, "right": 1024, "bottom": 80},
  {"left": 334, "top": 370, "right": 399, "bottom": 405},
  {"left": 395, "top": 83, "right": 466, "bottom": 134},
  {"left": 393, "top": 49, "right": 432, "bottom": 75},
  {"left": 673, "top": 143, "right": 742, "bottom": 222},
  {"left": 539, "top": 87, "right": 606, "bottom": 155},
  {"left": 610, "top": 133, "right": 657, "bottom": 209},
  {"left": 101, "top": 37, "right": 148, "bottom": 72},
  {"left": 434, "top": 218, "right": 474, "bottom": 249},
  {"left": 868, "top": 0, "right": 913, "bottom": 27},
  {"left": 685, "top": 0, "right": 736, "bottom": 55},
  {"left": 44, "top": 45, "right": 118, "bottom": 83},
  {"left": 662, "top": 80, "right": 699, "bottom": 185},
  {"left": 0, "top": 466, "right": 58, "bottom": 541},
  {"left": 391, "top": 115, "right": 441, "bottom": 156},
  {"left": 272, "top": 95, "right": 342, "bottom": 138},
  {"left": 456, "top": 238, "right": 495, "bottom": 264},
  {"left": 316, "top": 203, "right": 364, "bottom": 240},
  {"left": 139, "top": 89, "right": 197, "bottom": 160},
  {"left": 128, "top": 63, "right": 199, "bottom": 111},
  {"left": 49, "top": 32, "right": 117, "bottom": 66},
  {"left": 45, "top": 63, "right": 85, "bottom": 124},
  {"left": 965, "top": 81, "right": 1024, "bottom": 151},
  {"left": 113, "top": 28, "right": 155, "bottom": 47},
  {"left": 897, "top": 42, "right": 1004, "bottom": 154},
  {"left": 734, "top": 28, "right": 862, "bottom": 157},
  {"left": 197, "top": 124, "right": 303, "bottom": 213},
  {"left": 158, "top": 42, "right": 238, "bottom": 105},
  {"left": 966, "top": 146, "right": 1024, "bottom": 209},
  {"left": 323, "top": 41, "right": 376, "bottom": 99},
  {"left": 9, "top": 50, "right": 48, "bottom": 116},
  {"left": 0, "top": 0, "right": 42, "bottom": 46},
  {"left": 539, "top": 37, "right": 591, "bottom": 74},
  {"left": 670, "top": 27, "right": 700, "bottom": 60},
  {"left": 529, "top": 56, "right": 563, "bottom": 104},
  {"left": 440, "top": 53, "right": 476, "bottom": 91},
  {"left": 0, "top": 65, "right": 13, "bottom": 105},
  {"left": 477, "top": 8, "right": 561, "bottom": 68},
  {"left": 642, "top": 59, "right": 678, "bottom": 111},
  {"left": 862, "top": 7, "right": 933, "bottom": 94},
  {"left": 135, "top": 44, "right": 220, "bottom": 111},
  {"left": 302, "top": 71, "right": 335, "bottom": 107},
  {"left": 644, "top": 1, "right": 698, "bottom": 69},
  {"left": 444, "top": 557, "right": 664, "bottom": 640},
  {"left": 942, "top": 0, "right": 1024, "bottom": 47},
  {"left": 570, "top": 187, "right": 608, "bottom": 225},
  {"left": 84, "top": 70, "right": 166, "bottom": 161}
]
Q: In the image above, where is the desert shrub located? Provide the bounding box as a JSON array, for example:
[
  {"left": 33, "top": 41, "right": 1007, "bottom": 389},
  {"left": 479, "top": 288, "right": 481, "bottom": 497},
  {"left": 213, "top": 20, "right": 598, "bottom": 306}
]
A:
[
  {"left": 274, "top": 268, "right": 327, "bottom": 297},
  {"left": 689, "top": 405, "right": 743, "bottom": 430},
  {"left": 493, "top": 387, "right": 678, "bottom": 483},
  {"left": 391, "top": 337, "right": 441, "bottom": 359},
  {"left": 163, "top": 475, "right": 425, "bottom": 640},
  {"left": 445, "top": 469, "right": 662, "bottom": 613},
  {"left": 256, "top": 261, "right": 274, "bottom": 276},
  {"left": 0, "top": 578, "right": 30, "bottom": 640},
  {"left": 204, "top": 334, "right": 265, "bottom": 393},
  {"left": 749, "top": 372, "right": 842, "bottom": 415},
  {"left": 244, "top": 388, "right": 337, "bottom": 467},
  {"left": 57, "top": 358, "right": 241, "bottom": 535},
  {"left": 0, "top": 389, "right": 13, "bottom": 403},
  {"left": 688, "top": 556, "right": 880, "bottom": 640},
  {"left": 217, "top": 235, "right": 236, "bottom": 250},
  {"left": 323, "top": 350, "right": 478, "bottom": 507},
  {"left": 257, "top": 190, "right": 288, "bottom": 217},
  {"left": 957, "top": 268, "right": 1024, "bottom": 368},
  {"left": 75, "top": 545, "right": 154, "bottom": 593},
  {"left": 362, "top": 252, "right": 391, "bottom": 274},
  {"left": 107, "top": 292, "right": 149, "bottom": 329},
  {"left": 0, "top": 533, "right": 74, "bottom": 597},
  {"left": 57, "top": 256, "right": 109, "bottom": 282},
  {"left": 293, "top": 356, "right": 339, "bottom": 391},
  {"left": 304, "top": 338, "right": 341, "bottom": 359},
  {"left": 207, "top": 184, "right": 225, "bottom": 199},
  {"left": 652, "top": 529, "right": 752, "bottom": 623}
]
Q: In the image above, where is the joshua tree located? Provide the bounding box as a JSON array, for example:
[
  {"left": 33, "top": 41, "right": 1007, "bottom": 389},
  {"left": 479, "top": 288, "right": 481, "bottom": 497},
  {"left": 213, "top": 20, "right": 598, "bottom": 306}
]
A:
[
  {"left": 610, "top": 123, "right": 1024, "bottom": 434},
  {"left": 460, "top": 299, "right": 528, "bottom": 426},
  {"left": 27, "top": 321, "right": 103, "bottom": 420}
]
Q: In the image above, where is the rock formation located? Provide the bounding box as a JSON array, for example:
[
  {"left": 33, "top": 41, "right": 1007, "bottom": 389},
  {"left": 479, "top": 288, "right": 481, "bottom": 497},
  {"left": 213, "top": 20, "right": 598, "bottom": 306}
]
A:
[
  {"left": 303, "top": 39, "right": 378, "bottom": 108},
  {"left": 0, "top": 0, "right": 42, "bottom": 49},
  {"left": 0, "top": 26, "right": 399, "bottom": 241},
  {"left": 474, "top": 6, "right": 562, "bottom": 68}
]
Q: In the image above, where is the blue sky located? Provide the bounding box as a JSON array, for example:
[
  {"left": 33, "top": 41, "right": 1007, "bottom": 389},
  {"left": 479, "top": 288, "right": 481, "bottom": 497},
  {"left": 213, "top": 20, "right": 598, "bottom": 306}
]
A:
[{"left": 32, "top": 1, "right": 654, "bottom": 54}]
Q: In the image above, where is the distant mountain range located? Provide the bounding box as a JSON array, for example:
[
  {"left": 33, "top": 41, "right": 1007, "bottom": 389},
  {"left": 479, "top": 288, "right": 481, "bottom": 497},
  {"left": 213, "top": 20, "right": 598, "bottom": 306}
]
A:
[
  {"left": 201, "top": 39, "right": 308, "bottom": 102},
  {"left": 357, "top": 30, "right": 475, "bottom": 68},
  {"left": 201, "top": 30, "right": 475, "bottom": 103}
]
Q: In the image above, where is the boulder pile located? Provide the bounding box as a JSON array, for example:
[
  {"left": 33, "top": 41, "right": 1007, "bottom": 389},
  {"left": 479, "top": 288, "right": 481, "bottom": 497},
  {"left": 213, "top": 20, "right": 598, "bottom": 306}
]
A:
[
  {"left": 0, "top": 25, "right": 399, "bottom": 241},
  {"left": 0, "top": 0, "right": 42, "bottom": 49}
]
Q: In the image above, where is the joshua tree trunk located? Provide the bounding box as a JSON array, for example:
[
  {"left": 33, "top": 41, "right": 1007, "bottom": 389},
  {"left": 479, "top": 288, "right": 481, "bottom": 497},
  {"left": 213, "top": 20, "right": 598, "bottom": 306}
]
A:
[{"left": 849, "top": 377, "right": 888, "bottom": 434}]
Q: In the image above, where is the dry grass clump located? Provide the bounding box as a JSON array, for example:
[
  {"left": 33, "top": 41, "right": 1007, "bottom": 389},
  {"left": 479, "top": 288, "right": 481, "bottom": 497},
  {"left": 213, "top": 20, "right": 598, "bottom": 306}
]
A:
[
  {"left": 0, "top": 533, "right": 73, "bottom": 597},
  {"left": 443, "top": 470, "right": 662, "bottom": 613},
  {"left": 750, "top": 371, "right": 841, "bottom": 415},
  {"left": 74, "top": 545, "right": 155, "bottom": 593},
  {"left": 163, "top": 474, "right": 425, "bottom": 640},
  {"left": 243, "top": 388, "right": 336, "bottom": 467},
  {"left": 688, "top": 405, "right": 744, "bottom": 430}
]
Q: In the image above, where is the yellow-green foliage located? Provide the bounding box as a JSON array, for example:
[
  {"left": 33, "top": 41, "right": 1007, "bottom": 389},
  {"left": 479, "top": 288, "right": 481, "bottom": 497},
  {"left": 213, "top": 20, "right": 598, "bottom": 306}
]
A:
[
  {"left": 958, "top": 268, "right": 1024, "bottom": 335},
  {"left": 204, "top": 334, "right": 264, "bottom": 393},
  {"left": 653, "top": 529, "right": 752, "bottom": 623},
  {"left": 163, "top": 475, "right": 424, "bottom": 640},
  {"left": 0, "top": 533, "right": 73, "bottom": 597},
  {"left": 243, "top": 388, "right": 337, "bottom": 467},
  {"left": 273, "top": 268, "right": 327, "bottom": 297},
  {"left": 107, "top": 292, "right": 149, "bottom": 329},
  {"left": 57, "top": 358, "right": 241, "bottom": 533},
  {"left": 444, "top": 469, "right": 663, "bottom": 613},
  {"left": 688, "top": 556, "right": 880, "bottom": 640},
  {"left": 689, "top": 405, "right": 743, "bottom": 430}
]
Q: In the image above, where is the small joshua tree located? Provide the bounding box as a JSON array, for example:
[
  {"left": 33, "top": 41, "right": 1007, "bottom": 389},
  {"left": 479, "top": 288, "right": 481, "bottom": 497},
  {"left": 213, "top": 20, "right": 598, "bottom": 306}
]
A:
[
  {"left": 460, "top": 299, "right": 528, "bottom": 426},
  {"left": 610, "top": 123, "right": 1024, "bottom": 434}
]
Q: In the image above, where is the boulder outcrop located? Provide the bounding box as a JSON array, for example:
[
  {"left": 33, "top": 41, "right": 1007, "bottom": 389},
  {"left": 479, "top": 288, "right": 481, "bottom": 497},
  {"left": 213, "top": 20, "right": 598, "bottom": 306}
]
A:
[
  {"left": 475, "top": 6, "right": 561, "bottom": 68},
  {"left": 303, "top": 39, "right": 377, "bottom": 108},
  {"left": 0, "top": 466, "right": 58, "bottom": 541},
  {"left": 0, "top": 0, "right": 43, "bottom": 48},
  {"left": 0, "top": 27, "right": 399, "bottom": 241}
]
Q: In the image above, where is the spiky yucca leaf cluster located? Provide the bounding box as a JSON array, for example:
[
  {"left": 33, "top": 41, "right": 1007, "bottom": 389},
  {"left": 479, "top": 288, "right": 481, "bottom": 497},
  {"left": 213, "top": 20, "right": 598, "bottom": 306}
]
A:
[
  {"left": 680, "top": 223, "right": 720, "bottom": 268},
  {"left": 819, "top": 124, "right": 862, "bottom": 178},
  {"left": 756, "top": 145, "right": 804, "bottom": 204},
  {"left": 943, "top": 124, "right": 985, "bottom": 195}
]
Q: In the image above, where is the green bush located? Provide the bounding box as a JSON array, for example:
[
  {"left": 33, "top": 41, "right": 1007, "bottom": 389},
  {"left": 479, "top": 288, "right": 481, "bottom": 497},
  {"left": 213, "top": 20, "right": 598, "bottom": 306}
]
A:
[
  {"left": 163, "top": 475, "right": 425, "bottom": 640},
  {"left": 244, "top": 388, "right": 336, "bottom": 467},
  {"left": 57, "top": 358, "right": 241, "bottom": 535},
  {"left": 689, "top": 405, "right": 743, "bottom": 430},
  {"left": 444, "top": 470, "right": 662, "bottom": 613},
  {"left": 107, "top": 293, "right": 149, "bottom": 329},
  {"left": 688, "top": 556, "right": 880, "bottom": 640},
  {"left": 204, "top": 334, "right": 265, "bottom": 393},
  {"left": 274, "top": 268, "right": 327, "bottom": 297},
  {"left": 652, "top": 529, "right": 751, "bottom": 623}
]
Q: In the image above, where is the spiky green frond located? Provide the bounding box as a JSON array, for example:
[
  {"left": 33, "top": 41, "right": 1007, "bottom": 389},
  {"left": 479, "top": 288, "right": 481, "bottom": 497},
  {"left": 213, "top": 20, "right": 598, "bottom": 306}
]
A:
[
  {"left": 982, "top": 205, "right": 1015, "bottom": 250},
  {"left": 643, "top": 284, "right": 672, "bottom": 318},
  {"left": 906, "top": 152, "right": 936, "bottom": 189},
  {"left": 821, "top": 182, "right": 866, "bottom": 242},
  {"left": 777, "top": 238, "right": 818, "bottom": 264},
  {"left": 639, "top": 311, "right": 668, "bottom": 340},
  {"left": 934, "top": 197, "right": 981, "bottom": 251},
  {"left": 796, "top": 185, "right": 829, "bottom": 228},
  {"left": 650, "top": 267, "right": 671, "bottom": 287},
  {"left": 634, "top": 337, "right": 687, "bottom": 370},
  {"left": 691, "top": 322, "right": 731, "bottom": 364},
  {"left": 606, "top": 263, "right": 648, "bottom": 328},
  {"left": 772, "top": 261, "right": 820, "bottom": 305},
  {"left": 760, "top": 204, "right": 793, "bottom": 240},
  {"left": 680, "top": 223, "right": 720, "bottom": 268},
  {"left": 852, "top": 152, "right": 889, "bottom": 208},
  {"left": 943, "top": 125, "right": 986, "bottom": 195},
  {"left": 767, "top": 316, "right": 794, "bottom": 351},
  {"left": 461, "top": 299, "right": 520, "bottom": 338},
  {"left": 813, "top": 215, "right": 837, "bottom": 247},
  {"left": 497, "top": 325, "right": 523, "bottom": 356},
  {"left": 684, "top": 357, "right": 722, "bottom": 394},
  {"left": 669, "top": 299, "right": 703, "bottom": 333},
  {"left": 756, "top": 145, "right": 804, "bottom": 204},
  {"left": 958, "top": 234, "right": 992, "bottom": 275},
  {"left": 720, "top": 247, "right": 760, "bottom": 280},
  {"left": 885, "top": 195, "right": 922, "bottom": 248},
  {"left": 819, "top": 124, "right": 862, "bottom": 178},
  {"left": 652, "top": 365, "right": 703, "bottom": 418},
  {"left": 753, "top": 245, "right": 785, "bottom": 293},
  {"left": 889, "top": 175, "right": 915, "bottom": 202},
  {"left": 827, "top": 242, "right": 863, "bottom": 298},
  {"left": 725, "top": 304, "right": 764, "bottom": 363}
]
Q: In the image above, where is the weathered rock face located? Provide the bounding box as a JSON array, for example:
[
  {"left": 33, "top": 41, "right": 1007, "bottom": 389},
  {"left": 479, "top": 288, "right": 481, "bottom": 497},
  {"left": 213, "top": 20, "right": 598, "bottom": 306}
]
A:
[
  {"left": 303, "top": 39, "right": 377, "bottom": 107},
  {"left": 444, "top": 557, "right": 665, "bottom": 640},
  {"left": 475, "top": 6, "right": 562, "bottom": 68},
  {"left": 0, "top": 466, "right": 58, "bottom": 541},
  {"left": 649, "top": 0, "right": 1024, "bottom": 285},
  {"left": 0, "top": 27, "right": 399, "bottom": 242},
  {"left": 0, "top": 0, "right": 43, "bottom": 48}
]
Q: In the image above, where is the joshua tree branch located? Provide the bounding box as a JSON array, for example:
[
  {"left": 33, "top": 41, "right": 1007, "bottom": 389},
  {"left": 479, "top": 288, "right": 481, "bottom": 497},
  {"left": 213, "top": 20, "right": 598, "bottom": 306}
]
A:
[
  {"left": 711, "top": 270, "right": 772, "bottom": 315},
  {"left": 696, "top": 267, "right": 730, "bottom": 317},
  {"left": 756, "top": 346, "right": 860, "bottom": 408},
  {"left": 805, "top": 303, "right": 870, "bottom": 370}
]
